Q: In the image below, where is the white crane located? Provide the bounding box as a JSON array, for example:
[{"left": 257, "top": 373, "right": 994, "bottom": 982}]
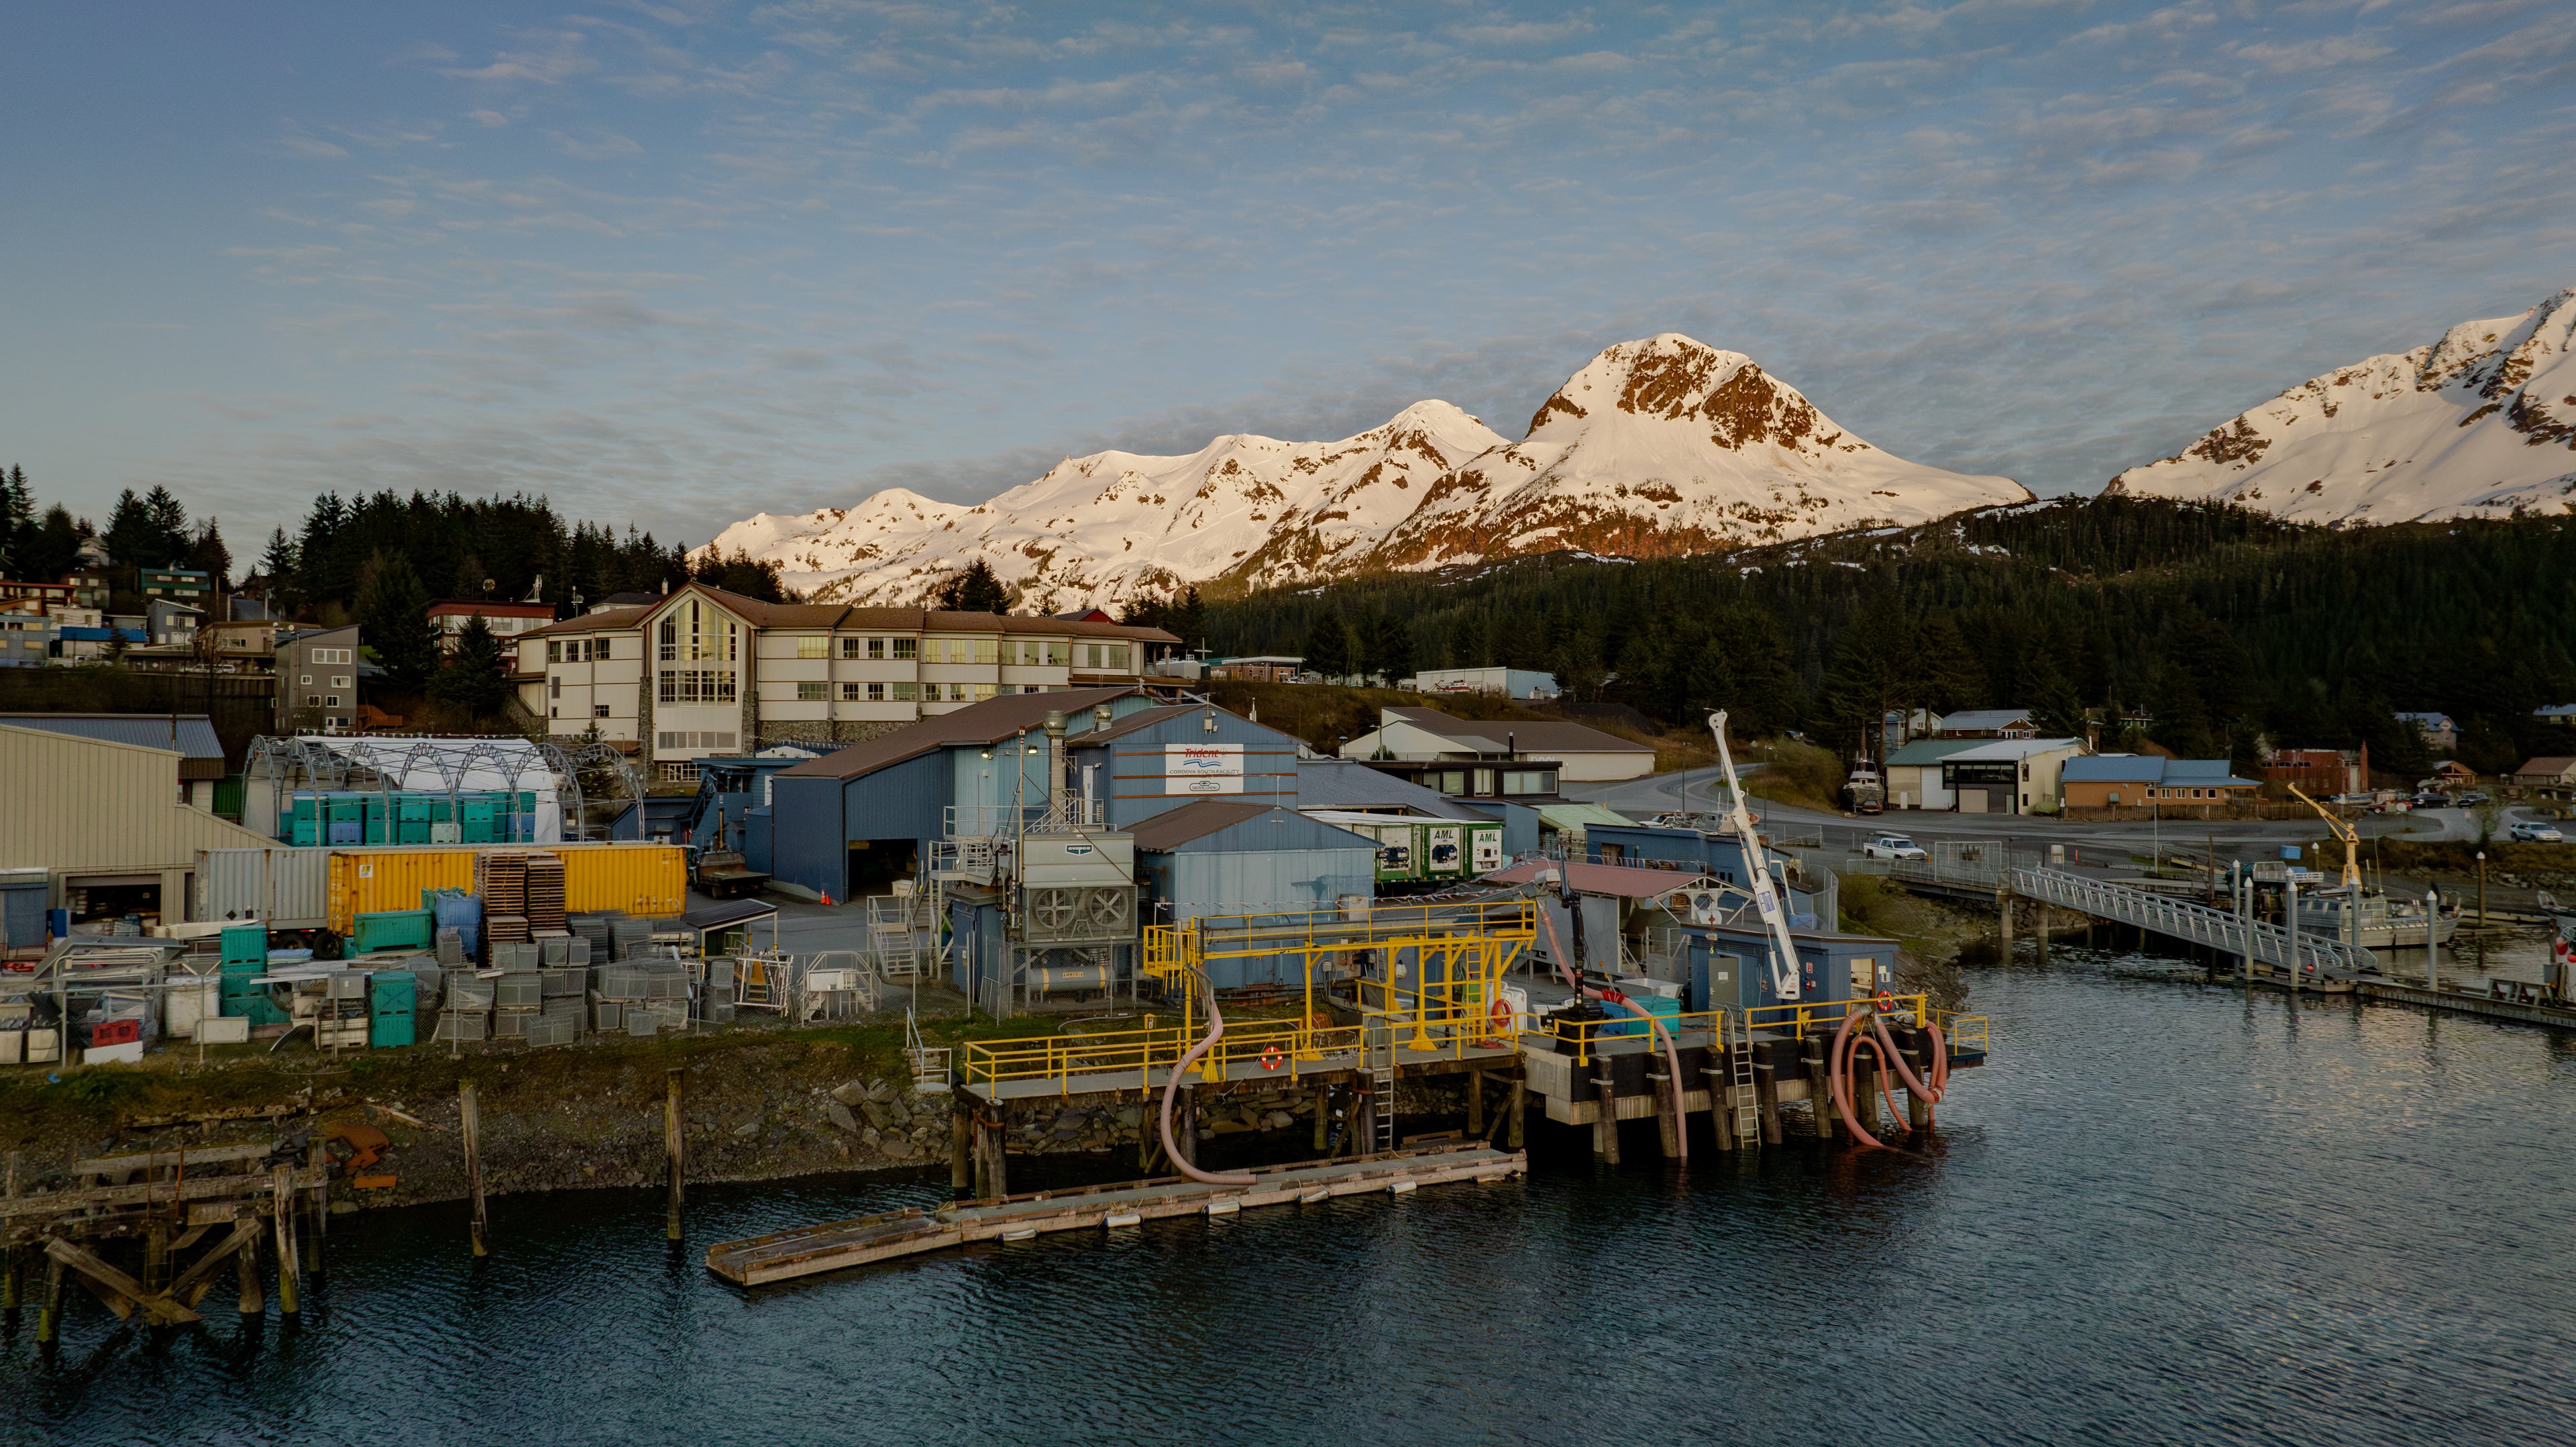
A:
[{"left": 1709, "top": 710, "right": 1801, "bottom": 1001}]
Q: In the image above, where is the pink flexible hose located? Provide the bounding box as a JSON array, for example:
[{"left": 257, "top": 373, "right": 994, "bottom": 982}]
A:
[
  {"left": 1536, "top": 903, "right": 1687, "bottom": 1163},
  {"left": 1829, "top": 1008, "right": 1949, "bottom": 1149},
  {"left": 1158, "top": 973, "right": 1256, "bottom": 1187}
]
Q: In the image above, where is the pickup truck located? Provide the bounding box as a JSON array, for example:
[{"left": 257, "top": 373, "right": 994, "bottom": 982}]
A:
[{"left": 1860, "top": 835, "right": 1927, "bottom": 861}]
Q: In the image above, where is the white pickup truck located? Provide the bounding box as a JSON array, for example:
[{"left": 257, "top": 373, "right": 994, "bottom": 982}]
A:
[{"left": 1860, "top": 834, "right": 1928, "bottom": 861}]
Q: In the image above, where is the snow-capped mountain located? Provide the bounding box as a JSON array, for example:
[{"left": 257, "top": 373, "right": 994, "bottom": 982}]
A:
[
  {"left": 704, "top": 334, "right": 2031, "bottom": 609},
  {"left": 2107, "top": 288, "right": 2576, "bottom": 522}
]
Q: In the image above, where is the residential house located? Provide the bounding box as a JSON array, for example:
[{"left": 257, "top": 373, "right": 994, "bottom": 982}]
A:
[
  {"left": 138, "top": 567, "right": 213, "bottom": 606},
  {"left": 2424, "top": 760, "right": 2477, "bottom": 789},
  {"left": 0, "top": 602, "right": 58, "bottom": 667},
  {"left": 2062, "top": 755, "right": 2263, "bottom": 814},
  {"left": 1340, "top": 705, "right": 1654, "bottom": 784},
  {"left": 1399, "top": 667, "right": 1560, "bottom": 700},
  {"left": 2264, "top": 745, "right": 2367, "bottom": 798},
  {"left": 1933, "top": 708, "right": 2039, "bottom": 739},
  {"left": 2508, "top": 757, "right": 2576, "bottom": 798},
  {"left": 513, "top": 583, "right": 1179, "bottom": 778},
  {"left": 52, "top": 624, "right": 146, "bottom": 662},
  {"left": 1212, "top": 655, "right": 1305, "bottom": 683},
  {"left": 1882, "top": 737, "right": 1988, "bottom": 810},
  {"left": 146, "top": 598, "right": 203, "bottom": 648},
  {"left": 2534, "top": 704, "right": 2576, "bottom": 728},
  {"left": 428, "top": 599, "right": 557, "bottom": 652},
  {"left": 0, "top": 580, "right": 76, "bottom": 610},
  {"left": 276, "top": 625, "right": 362, "bottom": 733},
  {"left": 2397, "top": 712, "right": 2459, "bottom": 751},
  {"left": 1933, "top": 737, "right": 2087, "bottom": 814}
]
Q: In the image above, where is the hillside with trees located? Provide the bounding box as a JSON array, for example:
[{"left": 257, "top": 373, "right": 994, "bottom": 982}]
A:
[{"left": 1195, "top": 498, "right": 2576, "bottom": 778}]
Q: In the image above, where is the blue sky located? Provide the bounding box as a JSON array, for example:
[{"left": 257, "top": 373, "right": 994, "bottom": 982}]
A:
[{"left": 3, "top": 1, "right": 2571, "bottom": 551}]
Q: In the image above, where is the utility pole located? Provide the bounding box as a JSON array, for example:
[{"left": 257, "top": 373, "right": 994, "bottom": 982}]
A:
[{"left": 2477, "top": 851, "right": 2487, "bottom": 928}]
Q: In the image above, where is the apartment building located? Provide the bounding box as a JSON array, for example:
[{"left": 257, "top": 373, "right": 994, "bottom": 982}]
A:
[
  {"left": 516, "top": 583, "right": 1180, "bottom": 776},
  {"left": 276, "top": 625, "right": 362, "bottom": 732}
]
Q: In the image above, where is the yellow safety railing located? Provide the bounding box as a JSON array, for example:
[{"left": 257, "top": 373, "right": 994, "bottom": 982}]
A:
[
  {"left": 959, "top": 1017, "right": 1380, "bottom": 1093},
  {"left": 1744, "top": 994, "right": 1929, "bottom": 1042},
  {"left": 1931, "top": 1009, "right": 1990, "bottom": 1055},
  {"left": 1533, "top": 1006, "right": 1725, "bottom": 1066}
]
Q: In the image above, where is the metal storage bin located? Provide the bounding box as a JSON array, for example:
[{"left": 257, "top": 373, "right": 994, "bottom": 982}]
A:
[
  {"left": 435, "top": 1010, "right": 488, "bottom": 1042},
  {"left": 592, "top": 999, "right": 623, "bottom": 1031},
  {"left": 541, "top": 967, "right": 585, "bottom": 998},
  {"left": 495, "top": 975, "right": 544, "bottom": 1009},
  {"left": 492, "top": 1007, "right": 537, "bottom": 1039},
  {"left": 447, "top": 975, "right": 497, "bottom": 1010}
]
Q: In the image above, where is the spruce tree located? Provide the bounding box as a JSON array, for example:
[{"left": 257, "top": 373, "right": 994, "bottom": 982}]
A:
[
  {"left": 359, "top": 551, "right": 439, "bottom": 690},
  {"left": 1302, "top": 612, "right": 1352, "bottom": 680},
  {"left": 428, "top": 613, "right": 512, "bottom": 720}
]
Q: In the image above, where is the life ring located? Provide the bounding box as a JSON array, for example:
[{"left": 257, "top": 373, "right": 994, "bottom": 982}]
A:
[
  {"left": 1876, "top": 989, "right": 1894, "bottom": 1010},
  {"left": 1489, "top": 995, "right": 1513, "bottom": 1032},
  {"left": 1259, "top": 1043, "right": 1284, "bottom": 1072}
]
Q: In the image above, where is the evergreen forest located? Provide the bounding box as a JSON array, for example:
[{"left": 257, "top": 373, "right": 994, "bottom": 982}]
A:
[{"left": 1190, "top": 498, "right": 2576, "bottom": 778}]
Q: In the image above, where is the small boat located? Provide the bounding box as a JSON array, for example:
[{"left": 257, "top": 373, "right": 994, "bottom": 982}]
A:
[
  {"left": 2296, "top": 887, "right": 2457, "bottom": 949},
  {"left": 1840, "top": 758, "right": 1885, "bottom": 815}
]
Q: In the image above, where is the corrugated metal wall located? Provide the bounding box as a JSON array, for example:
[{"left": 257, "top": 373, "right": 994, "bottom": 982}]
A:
[
  {"left": 1083, "top": 710, "right": 1301, "bottom": 830},
  {"left": 195, "top": 848, "right": 333, "bottom": 926},
  {"left": 0, "top": 725, "right": 274, "bottom": 870},
  {"left": 1161, "top": 844, "right": 1373, "bottom": 988},
  {"left": 767, "top": 775, "right": 845, "bottom": 899},
  {"left": 323, "top": 845, "right": 686, "bottom": 930}
]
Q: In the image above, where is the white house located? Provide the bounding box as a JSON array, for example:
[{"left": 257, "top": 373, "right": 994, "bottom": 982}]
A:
[
  {"left": 1400, "top": 667, "right": 1560, "bottom": 700},
  {"left": 1339, "top": 706, "right": 1654, "bottom": 783}
]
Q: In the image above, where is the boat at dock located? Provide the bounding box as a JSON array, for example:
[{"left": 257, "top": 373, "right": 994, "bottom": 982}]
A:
[{"left": 2294, "top": 887, "right": 2456, "bottom": 949}]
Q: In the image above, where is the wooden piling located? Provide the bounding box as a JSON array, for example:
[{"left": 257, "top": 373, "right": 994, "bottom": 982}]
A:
[
  {"left": 1507, "top": 1076, "right": 1525, "bottom": 1150},
  {"left": 1707, "top": 1065, "right": 1735, "bottom": 1152},
  {"left": 271, "top": 1165, "right": 300, "bottom": 1315},
  {"left": 36, "top": 1255, "right": 64, "bottom": 1345},
  {"left": 236, "top": 1230, "right": 263, "bottom": 1316},
  {"left": 306, "top": 1135, "right": 327, "bottom": 1274},
  {"left": 1650, "top": 1071, "right": 1680, "bottom": 1160},
  {"left": 1901, "top": 1034, "right": 1931, "bottom": 1130},
  {"left": 1590, "top": 1075, "right": 1620, "bottom": 1164},
  {"left": 1467, "top": 1068, "right": 1485, "bottom": 1138},
  {"left": 461, "top": 1079, "right": 488, "bottom": 1256},
  {"left": 2036, "top": 906, "right": 2051, "bottom": 962},
  {"left": 1350, "top": 1089, "right": 1374, "bottom": 1160},
  {"left": 3, "top": 1246, "right": 19, "bottom": 1311},
  {"left": 1312, "top": 1085, "right": 1330, "bottom": 1153},
  {"left": 1998, "top": 891, "right": 2014, "bottom": 954},
  {"left": 1801, "top": 1041, "right": 1834, "bottom": 1140},
  {"left": 663, "top": 1069, "right": 685, "bottom": 1242},
  {"left": 972, "top": 1108, "right": 1007, "bottom": 1197},
  {"left": 1753, "top": 1061, "right": 1784, "bottom": 1146},
  {"left": 144, "top": 1215, "right": 169, "bottom": 1295},
  {"left": 951, "top": 1104, "right": 973, "bottom": 1191}
]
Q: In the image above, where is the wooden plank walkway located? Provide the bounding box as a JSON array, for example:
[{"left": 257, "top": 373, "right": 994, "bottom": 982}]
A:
[
  {"left": 704, "top": 1142, "right": 1525, "bottom": 1287},
  {"left": 2355, "top": 979, "right": 2576, "bottom": 1030}
]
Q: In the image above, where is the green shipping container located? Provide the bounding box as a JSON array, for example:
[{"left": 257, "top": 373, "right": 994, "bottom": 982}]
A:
[{"left": 370, "top": 1013, "right": 415, "bottom": 1049}]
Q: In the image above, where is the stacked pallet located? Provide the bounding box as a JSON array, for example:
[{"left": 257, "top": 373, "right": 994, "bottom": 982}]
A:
[
  {"left": 478, "top": 851, "right": 533, "bottom": 948},
  {"left": 525, "top": 853, "right": 568, "bottom": 934}
]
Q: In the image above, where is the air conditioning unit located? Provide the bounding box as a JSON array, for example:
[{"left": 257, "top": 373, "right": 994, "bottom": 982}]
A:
[{"left": 1021, "top": 884, "right": 1136, "bottom": 944}]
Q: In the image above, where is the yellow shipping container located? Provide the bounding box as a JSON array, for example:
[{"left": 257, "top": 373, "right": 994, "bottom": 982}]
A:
[
  {"left": 559, "top": 845, "right": 687, "bottom": 919},
  {"left": 327, "top": 845, "right": 686, "bottom": 932}
]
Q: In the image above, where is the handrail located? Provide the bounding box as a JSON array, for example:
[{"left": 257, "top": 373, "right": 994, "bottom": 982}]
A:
[
  {"left": 1746, "top": 992, "right": 1930, "bottom": 1042},
  {"left": 2008, "top": 866, "right": 2377, "bottom": 975}
]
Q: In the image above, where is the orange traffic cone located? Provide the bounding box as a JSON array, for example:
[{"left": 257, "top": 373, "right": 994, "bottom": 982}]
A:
[{"left": 822, "top": 890, "right": 835, "bottom": 906}]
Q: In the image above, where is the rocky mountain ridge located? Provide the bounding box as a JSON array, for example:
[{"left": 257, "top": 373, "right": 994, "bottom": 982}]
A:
[{"left": 703, "top": 334, "right": 2031, "bottom": 610}]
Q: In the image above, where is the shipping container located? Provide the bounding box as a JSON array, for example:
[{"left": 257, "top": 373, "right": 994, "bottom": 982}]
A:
[
  {"left": 1298, "top": 810, "right": 1505, "bottom": 885},
  {"left": 194, "top": 847, "right": 334, "bottom": 929},
  {"left": 323, "top": 844, "right": 685, "bottom": 932}
]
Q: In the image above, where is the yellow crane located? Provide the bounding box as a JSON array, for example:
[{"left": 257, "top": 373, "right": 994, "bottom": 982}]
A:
[{"left": 2286, "top": 784, "right": 2362, "bottom": 892}]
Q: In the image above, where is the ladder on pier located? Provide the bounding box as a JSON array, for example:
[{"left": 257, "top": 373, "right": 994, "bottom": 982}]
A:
[
  {"left": 1364, "top": 1019, "right": 1397, "bottom": 1155},
  {"left": 1720, "top": 1009, "right": 1760, "bottom": 1146}
]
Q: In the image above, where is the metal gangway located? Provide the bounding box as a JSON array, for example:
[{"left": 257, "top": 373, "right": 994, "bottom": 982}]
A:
[{"left": 2007, "top": 866, "right": 2378, "bottom": 975}]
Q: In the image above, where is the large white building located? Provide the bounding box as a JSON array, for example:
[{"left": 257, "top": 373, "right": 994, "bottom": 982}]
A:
[
  {"left": 516, "top": 583, "right": 1179, "bottom": 777},
  {"left": 1338, "top": 705, "right": 1654, "bottom": 783}
]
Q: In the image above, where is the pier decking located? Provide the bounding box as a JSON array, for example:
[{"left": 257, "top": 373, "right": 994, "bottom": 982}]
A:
[{"left": 703, "top": 1142, "right": 1525, "bottom": 1286}]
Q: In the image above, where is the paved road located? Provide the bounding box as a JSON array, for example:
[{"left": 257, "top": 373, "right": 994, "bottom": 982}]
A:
[{"left": 1563, "top": 766, "right": 2557, "bottom": 865}]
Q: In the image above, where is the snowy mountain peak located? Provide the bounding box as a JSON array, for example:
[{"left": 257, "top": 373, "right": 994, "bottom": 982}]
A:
[
  {"left": 700, "top": 335, "right": 2029, "bottom": 610},
  {"left": 2108, "top": 287, "right": 2576, "bottom": 523}
]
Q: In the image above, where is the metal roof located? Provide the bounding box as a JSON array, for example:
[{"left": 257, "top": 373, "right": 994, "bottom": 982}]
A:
[
  {"left": 1130, "top": 801, "right": 1378, "bottom": 854},
  {"left": 1933, "top": 708, "right": 2035, "bottom": 732},
  {"left": 1942, "top": 737, "right": 2084, "bottom": 761},
  {"left": 1373, "top": 706, "right": 1652, "bottom": 755},
  {"left": 1293, "top": 757, "right": 1493, "bottom": 820},
  {"left": 1127, "top": 800, "right": 1278, "bottom": 851},
  {"left": 1884, "top": 737, "right": 1989, "bottom": 765},
  {"left": 1483, "top": 859, "right": 1710, "bottom": 898},
  {"left": 0, "top": 713, "right": 224, "bottom": 775},
  {"left": 775, "top": 686, "right": 1144, "bottom": 782},
  {"left": 1532, "top": 802, "right": 1638, "bottom": 831},
  {"left": 521, "top": 582, "right": 1180, "bottom": 643},
  {"left": 2063, "top": 755, "right": 2260, "bottom": 787}
]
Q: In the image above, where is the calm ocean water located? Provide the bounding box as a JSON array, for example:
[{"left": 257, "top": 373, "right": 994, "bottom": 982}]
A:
[{"left": 7, "top": 951, "right": 2573, "bottom": 1446}]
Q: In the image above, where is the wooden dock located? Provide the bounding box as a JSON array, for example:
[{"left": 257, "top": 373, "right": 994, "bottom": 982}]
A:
[
  {"left": 2355, "top": 979, "right": 2576, "bottom": 1030},
  {"left": 703, "top": 1141, "right": 1525, "bottom": 1287}
]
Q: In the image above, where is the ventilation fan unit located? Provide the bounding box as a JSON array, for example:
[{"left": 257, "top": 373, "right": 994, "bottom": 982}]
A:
[{"left": 1021, "top": 883, "right": 1136, "bottom": 944}]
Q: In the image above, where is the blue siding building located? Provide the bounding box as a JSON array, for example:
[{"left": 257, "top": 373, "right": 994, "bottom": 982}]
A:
[{"left": 1129, "top": 800, "right": 1377, "bottom": 988}]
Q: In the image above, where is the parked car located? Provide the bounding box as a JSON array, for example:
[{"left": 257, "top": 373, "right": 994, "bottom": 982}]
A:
[
  {"left": 2508, "top": 821, "right": 2564, "bottom": 843},
  {"left": 2456, "top": 790, "right": 2492, "bottom": 806},
  {"left": 2411, "top": 792, "right": 2451, "bottom": 809},
  {"left": 1861, "top": 835, "right": 1928, "bottom": 861}
]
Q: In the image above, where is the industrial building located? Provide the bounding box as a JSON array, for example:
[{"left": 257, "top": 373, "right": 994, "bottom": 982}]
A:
[
  {"left": 0, "top": 713, "right": 227, "bottom": 811},
  {"left": 1340, "top": 705, "right": 1654, "bottom": 784},
  {"left": 0, "top": 720, "right": 275, "bottom": 928}
]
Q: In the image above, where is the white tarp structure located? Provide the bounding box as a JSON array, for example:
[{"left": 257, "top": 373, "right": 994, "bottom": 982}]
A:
[{"left": 247, "top": 736, "right": 582, "bottom": 842}]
